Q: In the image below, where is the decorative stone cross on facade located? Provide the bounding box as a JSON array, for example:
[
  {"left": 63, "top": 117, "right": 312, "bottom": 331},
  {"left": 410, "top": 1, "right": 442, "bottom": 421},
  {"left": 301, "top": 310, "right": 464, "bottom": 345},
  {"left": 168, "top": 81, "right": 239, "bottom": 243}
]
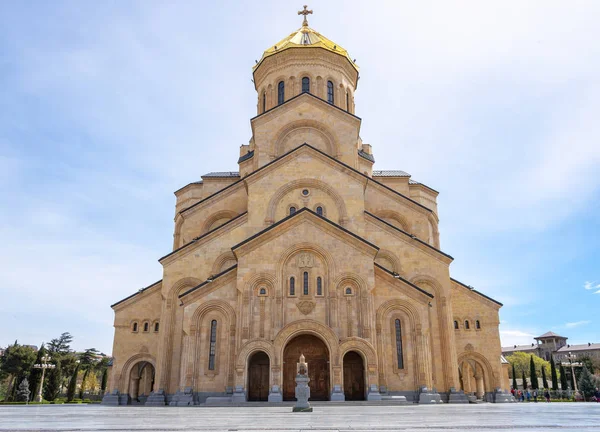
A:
[{"left": 298, "top": 5, "right": 313, "bottom": 27}]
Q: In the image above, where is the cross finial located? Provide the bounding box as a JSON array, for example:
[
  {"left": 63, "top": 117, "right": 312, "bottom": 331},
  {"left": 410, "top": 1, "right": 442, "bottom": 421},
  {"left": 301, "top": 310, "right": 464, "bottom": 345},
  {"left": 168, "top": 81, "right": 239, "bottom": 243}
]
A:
[{"left": 298, "top": 5, "right": 313, "bottom": 27}]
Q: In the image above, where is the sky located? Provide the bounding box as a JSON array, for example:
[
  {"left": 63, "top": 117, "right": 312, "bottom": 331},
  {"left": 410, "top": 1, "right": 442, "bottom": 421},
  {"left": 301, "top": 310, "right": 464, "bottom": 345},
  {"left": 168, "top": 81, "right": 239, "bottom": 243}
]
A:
[{"left": 0, "top": 1, "right": 599, "bottom": 355}]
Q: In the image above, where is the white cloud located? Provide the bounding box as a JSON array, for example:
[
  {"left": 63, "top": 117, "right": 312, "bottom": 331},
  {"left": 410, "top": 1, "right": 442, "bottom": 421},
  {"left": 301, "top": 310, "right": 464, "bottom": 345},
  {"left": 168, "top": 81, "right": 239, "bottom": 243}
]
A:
[
  {"left": 500, "top": 329, "right": 536, "bottom": 347},
  {"left": 584, "top": 281, "right": 600, "bottom": 290},
  {"left": 565, "top": 320, "right": 591, "bottom": 328}
]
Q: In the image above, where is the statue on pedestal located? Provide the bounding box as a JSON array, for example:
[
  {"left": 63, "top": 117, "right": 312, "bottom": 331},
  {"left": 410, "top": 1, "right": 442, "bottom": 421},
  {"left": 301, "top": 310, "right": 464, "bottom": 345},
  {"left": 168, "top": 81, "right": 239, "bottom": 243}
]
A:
[{"left": 293, "top": 353, "right": 313, "bottom": 412}]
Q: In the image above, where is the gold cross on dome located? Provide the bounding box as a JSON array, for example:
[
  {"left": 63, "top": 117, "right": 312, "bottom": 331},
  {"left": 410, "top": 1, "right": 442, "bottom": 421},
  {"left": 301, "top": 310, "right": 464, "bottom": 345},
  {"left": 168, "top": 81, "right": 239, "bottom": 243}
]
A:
[{"left": 298, "top": 5, "right": 313, "bottom": 27}]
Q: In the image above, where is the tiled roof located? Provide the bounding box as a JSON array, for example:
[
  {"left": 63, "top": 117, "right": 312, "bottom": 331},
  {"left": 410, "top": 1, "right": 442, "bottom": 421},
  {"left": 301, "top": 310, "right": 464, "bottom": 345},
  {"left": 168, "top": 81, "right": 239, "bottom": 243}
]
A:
[
  {"left": 237, "top": 150, "right": 254, "bottom": 164},
  {"left": 501, "top": 344, "right": 537, "bottom": 352},
  {"left": 556, "top": 343, "right": 600, "bottom": 352},
  {"left": 202, "top": 171, "right": 240, "bottom": 178},
  {"left": 535, "top": 331, "right": 567, "bottom": 339},
  {"left": 358, "top": 149, "right": 375, "bottom": 162},
  {"left": 373, "top": 170, "right": 410, "bottom": 177}
]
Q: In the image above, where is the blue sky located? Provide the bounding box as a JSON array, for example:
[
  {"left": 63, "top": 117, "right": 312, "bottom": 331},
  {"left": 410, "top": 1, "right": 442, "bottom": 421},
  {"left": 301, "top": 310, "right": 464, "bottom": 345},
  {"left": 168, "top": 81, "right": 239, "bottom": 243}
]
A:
[{"left": 0, "top": 1, "right": 598, "bottom": 355}]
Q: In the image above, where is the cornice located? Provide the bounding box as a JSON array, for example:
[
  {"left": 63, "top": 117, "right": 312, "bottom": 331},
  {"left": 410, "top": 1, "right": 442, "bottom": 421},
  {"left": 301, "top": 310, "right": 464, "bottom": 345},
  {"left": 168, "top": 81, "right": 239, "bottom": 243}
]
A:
[
  {"left": 179, "top": 265, "right": 238, "bottom": 303},
  {"left": 451, "top": 278, "right": 503, "bottom": 309},
  {"left": 374, "top": 264, "right": 433, "bottom": 303},
  {"left": 159, "top": 213, "right": 248, "bottom": 267},
  {"left": 232, "top": 207, "right": 379, "bottom": 259},
  {"left": 179, "top": 179, "right": 245, "bottom": 217},
  {"left": 111, "top": 280, "right": 162, "bottom": 311},
  {"left": 365, "top": 211, "right": 453, "bottom": 265}
]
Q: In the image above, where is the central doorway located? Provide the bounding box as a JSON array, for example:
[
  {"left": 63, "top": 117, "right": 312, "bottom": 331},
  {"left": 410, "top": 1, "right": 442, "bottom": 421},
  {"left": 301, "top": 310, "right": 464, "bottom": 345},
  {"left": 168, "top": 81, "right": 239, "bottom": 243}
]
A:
[
  {"left": 248, "top": 351, "right": 270, "bottom": 401},
  {"left": 343, "top": 351, "right": 365, "bottom": 400},
  {"left": 283, "top": 334, "right": 330, "bottom": 401}
]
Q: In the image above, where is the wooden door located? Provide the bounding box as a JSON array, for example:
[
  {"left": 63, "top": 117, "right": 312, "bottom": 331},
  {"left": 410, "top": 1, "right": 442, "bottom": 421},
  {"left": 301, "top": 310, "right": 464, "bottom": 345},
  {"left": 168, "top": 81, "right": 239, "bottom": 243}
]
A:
[
  {"left": 343, "top": 351, "right": 365, "bottom": 400},
  {"left": 248, "top": 351, "right": 269, "bottom": 401},
  {"left": 283, "top": 334, "right": 330, "bottom": 401}
]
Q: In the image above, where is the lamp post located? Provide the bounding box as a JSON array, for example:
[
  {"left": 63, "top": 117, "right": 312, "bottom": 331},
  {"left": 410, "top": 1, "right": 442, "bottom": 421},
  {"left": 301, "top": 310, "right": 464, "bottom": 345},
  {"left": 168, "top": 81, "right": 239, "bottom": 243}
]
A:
[{"left": 33, "top": 356, "right": 56, "bottom": 403}]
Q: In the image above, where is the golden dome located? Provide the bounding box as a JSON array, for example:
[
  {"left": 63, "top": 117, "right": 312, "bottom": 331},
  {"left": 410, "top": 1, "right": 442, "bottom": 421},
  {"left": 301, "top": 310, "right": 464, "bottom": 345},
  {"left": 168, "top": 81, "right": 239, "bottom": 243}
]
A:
[{"left": 253, "top": 25, "right": 358, "bottom": 72}]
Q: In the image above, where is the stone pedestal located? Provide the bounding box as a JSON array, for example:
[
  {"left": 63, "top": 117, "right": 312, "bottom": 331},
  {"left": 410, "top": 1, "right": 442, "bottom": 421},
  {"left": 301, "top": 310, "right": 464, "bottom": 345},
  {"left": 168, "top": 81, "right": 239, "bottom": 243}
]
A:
[
  {"left": 293, "top": 375, "right": 312, "bottom": 412},
  {"left": 447, "top": 387, "right": 469, "bottom": 404},
  {"left": 366, "top": 384, "right": 382, "bottom": 401},
  {"left": 268, "top": 385, "right": 283, "bottom": 402},
  {"left": 168, "top": 387, "right": 194, "bottom": 406},
  {"left": 101, "top": 389, "right": 122, "bottom": 406},
  {"left": 493, "top": 388, "right": 514, "bottom": 403},
  {"left": 231, "top": 385, "right": 247, "bottom": 403},
  {"left": 145, "top": 388, "right": 167, "bottom": 406},
  {"left": 330, "top": 384, "right": 345, "bottom": 402},
  {"left": 418, "top": 386, "right": 442, "bottom": 404}
]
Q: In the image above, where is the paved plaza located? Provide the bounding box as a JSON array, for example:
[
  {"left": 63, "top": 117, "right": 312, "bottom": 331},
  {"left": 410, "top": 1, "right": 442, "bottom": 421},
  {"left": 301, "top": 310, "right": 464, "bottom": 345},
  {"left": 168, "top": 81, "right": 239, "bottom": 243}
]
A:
[{"left": 0, "top": 403, "right": 599, "bottom": 432}]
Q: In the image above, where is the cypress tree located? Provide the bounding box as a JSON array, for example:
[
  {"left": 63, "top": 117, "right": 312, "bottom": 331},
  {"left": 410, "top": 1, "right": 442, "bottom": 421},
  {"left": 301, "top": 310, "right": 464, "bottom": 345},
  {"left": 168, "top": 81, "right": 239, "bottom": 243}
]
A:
[
  {"left": 43, "top": 362, "right": 61, "bottom": 402},
  {"left": 550, "top": 356, "right": 559, "bottom": 390},
  {"left": 521, "top": 370, "right": 528, "bottom": 390},
  {"left": 578, "top": 365, "right": 595, "bottom": 398},
  {"left": 529, "top": 355, "right": 539, "bottom": 389},
  {"left": 559, "top": 364, "right": 568, "bottom": 391},
  {"left": 28, "top": 343, "right": 46, "bottom": 402},
  {"left": 66, "top": 364, "right": 79, "bottom": 402},
  {"left": 512, "top": 363, "right": 518, "bottom": 390},
  {"left": 541, "top": 364, "right": 549, "bottom": 389},
  {"left": 79, "top": 368, "right": 89, "bottom": 399},
  {"left": 101, "top": 368, "right": 108, "bottom": 393}
]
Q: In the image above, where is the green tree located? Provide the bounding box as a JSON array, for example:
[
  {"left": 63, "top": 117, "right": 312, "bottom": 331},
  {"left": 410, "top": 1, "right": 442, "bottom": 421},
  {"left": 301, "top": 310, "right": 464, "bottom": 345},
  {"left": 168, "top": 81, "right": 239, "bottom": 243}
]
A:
[
  {"left": 47, "top": 332, "right": 73, "bottom": 355},
  {"left": 16, "top": 378, "right": 30, "bottom": 402},
  {"left": 66, "top": 364, "right": 79, "bottom": 402},
  {"left": 541, "top": 363, "right": 549, "bottom": 389},
  {"left": 521, "top": 370, "right": 528, "bottom": 390},
  {"left": 101, "top": 368, "right": 108, "bottom": 393},
  {"left": 512, "top": 363, "right": 518, "bottom": 390},
  {"left": 506, "top": 352, "right": 551, "bottom": 378},
  {"left": 0, "top": 343, "right": 36, "bottom": 401},
  {"left": 28, "top": 344, "right": 46, "bottom": 402},
  {"left": 529, "top": 355, "right": 539, "bottom": 389},
  {"left": 578, "top": 365, "right": 595, "bottom": 399},
  {"left": 577, "top": 356, "right": 595, "bottom": 376},
  {"left": 43, "top": 362, "right": 61, "bottom": 401},
  {"left": 559, "top": 363, "right": 569, "bottom": 390},
  {"left": 78, "top": 348, "right": 99, "bottom": 399},
  {"left": 550, "top": 356, "right": 559, "bottom": 390}
]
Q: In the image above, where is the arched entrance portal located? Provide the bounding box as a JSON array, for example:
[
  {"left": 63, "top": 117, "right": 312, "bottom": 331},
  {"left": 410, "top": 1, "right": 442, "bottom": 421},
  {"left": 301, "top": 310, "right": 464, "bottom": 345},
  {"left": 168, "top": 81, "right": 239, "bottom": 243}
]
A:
[
  {"left": 128, "top": 361, "right": 155, "bottom": 404},
  {"left": 283, "top": 334, "right": 330, "bottom": 401},
  {"left": 458, "top": 359, "right": 486, "bottom": 399},
  {"left": 343, "top": 351, "right": 365, "bottom": 400},
  {"left": 248, "top": 351, "right": 270, "bottom": 401}
]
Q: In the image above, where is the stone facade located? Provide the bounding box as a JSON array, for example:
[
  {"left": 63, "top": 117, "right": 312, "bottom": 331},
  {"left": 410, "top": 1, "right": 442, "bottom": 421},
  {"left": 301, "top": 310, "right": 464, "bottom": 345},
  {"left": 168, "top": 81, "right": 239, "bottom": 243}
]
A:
[{"left": 104, "top": 13, "right": 508, "bottom": 406}]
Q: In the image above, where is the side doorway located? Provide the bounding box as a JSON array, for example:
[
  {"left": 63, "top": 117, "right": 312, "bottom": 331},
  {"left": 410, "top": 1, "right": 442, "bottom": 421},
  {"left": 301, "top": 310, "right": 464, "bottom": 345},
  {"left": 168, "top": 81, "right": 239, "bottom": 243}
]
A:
[{"left": 247, "top": 351, "right": 270, "bottom": 401}]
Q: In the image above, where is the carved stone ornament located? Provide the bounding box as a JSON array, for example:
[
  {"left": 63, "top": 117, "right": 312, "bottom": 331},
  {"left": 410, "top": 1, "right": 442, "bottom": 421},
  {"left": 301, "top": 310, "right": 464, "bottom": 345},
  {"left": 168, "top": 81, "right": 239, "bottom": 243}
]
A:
[
  {"left": 296, "top": 300, "right": 316, "bottom": 315},
  {"left": 296, "top": 253, "right": 314, "bottom": 268},
  {"left": 465, "top": 343, "right": 474, "bottom": 352}
]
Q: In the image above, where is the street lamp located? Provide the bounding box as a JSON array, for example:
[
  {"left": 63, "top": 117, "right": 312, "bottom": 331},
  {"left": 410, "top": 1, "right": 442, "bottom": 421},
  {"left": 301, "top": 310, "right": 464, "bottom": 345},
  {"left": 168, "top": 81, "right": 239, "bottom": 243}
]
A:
[
  {"left": 564, "top": 352, "right": 582, "bottom": 398},
  {"left": 33, "top": 356, "right": 56, "bottom": 403}
]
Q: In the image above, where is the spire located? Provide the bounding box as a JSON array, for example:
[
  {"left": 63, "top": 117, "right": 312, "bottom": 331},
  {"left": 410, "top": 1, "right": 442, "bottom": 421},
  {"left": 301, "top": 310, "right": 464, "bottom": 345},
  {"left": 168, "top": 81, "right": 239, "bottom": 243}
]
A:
[{"left": 298, "top": 5, "right": 313, "bottom": 27}]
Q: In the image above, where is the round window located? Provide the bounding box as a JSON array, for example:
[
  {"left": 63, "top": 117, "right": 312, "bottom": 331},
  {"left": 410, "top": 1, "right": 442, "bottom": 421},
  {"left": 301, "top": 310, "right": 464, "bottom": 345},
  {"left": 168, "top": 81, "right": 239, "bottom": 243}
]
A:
[{"left": 302, "top": 189, "right": 309, "bottom": 196}]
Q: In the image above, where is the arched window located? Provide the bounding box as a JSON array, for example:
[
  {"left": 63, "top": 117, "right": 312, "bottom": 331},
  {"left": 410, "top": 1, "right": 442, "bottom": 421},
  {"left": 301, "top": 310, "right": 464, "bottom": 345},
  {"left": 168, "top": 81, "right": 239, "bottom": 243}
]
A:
[
  {"left": 345, "top": 287, "right": 352, "bottom": 295},
  {"left": 289, "top": 206, "right": 296, "bottom": 215},
  {"left": 465, "top": 320, "right": 470, "bottom": 330},
  {"left": 143, "top": 322, "right": 149, "bottom": 332},
  {"left": 316, "top": 277, "right": 322, "bottom": 296},
  {"left": 302, "top": 77, "right": 310, "bottom": 93},
  {"left": 346, "top": 92, "right": 350, "bottom": 112},
  {"left": 327, "top": 81, "right": 334, "bottom": 104},
  {"left": 259, "top": 287, "right": 266, "bottom": 295},
  {"left": 154, "top": 322, "right": 159, "bottom": 332},
  {"left": 208, "top": 320, "right": 217, "bottom": 370},
  {"left": 316, "top": 206, "right": 323, "bottom": 216},
  {"left": 290, "top": 277, "right": 295, "bottom": 296},
  {"left": 476, "top": 320, "right": 481, "bottom": 329},
  {"left": 395, "top": 319, "right": 404, "bottom": 369},
  {"left": 453, "top": 320, "right": 459, "bottom": 330},
  {"left": 262, "top": 92, "right": 266, "bottom": 113},
  {"left": 303, "top": 271, "right": 309, "bottom": 295},
  {"left": 278, "top": 81, "right": 285, "bottom": 105},
  {"left": 132, "top": 322, "right": 138, "bottom": 332}
]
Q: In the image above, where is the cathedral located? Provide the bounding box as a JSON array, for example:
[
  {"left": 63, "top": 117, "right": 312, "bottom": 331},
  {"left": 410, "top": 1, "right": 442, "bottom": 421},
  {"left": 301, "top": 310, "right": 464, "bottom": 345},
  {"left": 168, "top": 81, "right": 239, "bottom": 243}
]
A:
[{"left": 103, "top": 7, "right": 511, "bottom": 406}]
